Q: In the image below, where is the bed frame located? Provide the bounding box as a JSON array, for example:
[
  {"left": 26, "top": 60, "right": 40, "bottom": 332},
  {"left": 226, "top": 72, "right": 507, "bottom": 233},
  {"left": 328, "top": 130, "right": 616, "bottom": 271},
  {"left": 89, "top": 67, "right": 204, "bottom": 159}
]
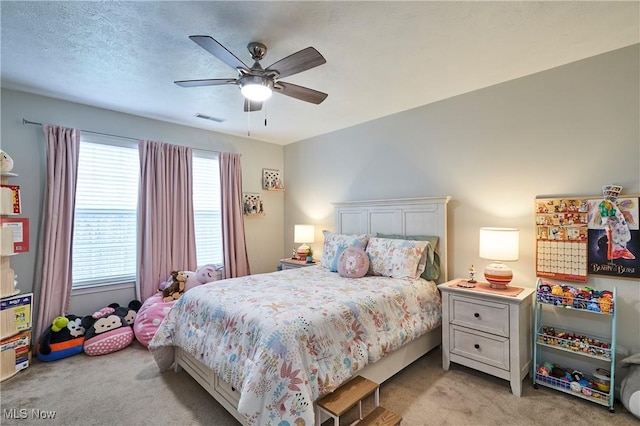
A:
[{"left": 174, "top": 196, "right": 450, "bottom": 425}]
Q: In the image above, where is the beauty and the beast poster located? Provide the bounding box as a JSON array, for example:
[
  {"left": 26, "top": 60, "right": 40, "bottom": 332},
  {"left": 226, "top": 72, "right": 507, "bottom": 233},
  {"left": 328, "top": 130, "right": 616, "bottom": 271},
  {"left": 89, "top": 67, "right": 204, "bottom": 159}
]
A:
[{"left": 587, "top": 194, "right": 639, "bottom": 279}]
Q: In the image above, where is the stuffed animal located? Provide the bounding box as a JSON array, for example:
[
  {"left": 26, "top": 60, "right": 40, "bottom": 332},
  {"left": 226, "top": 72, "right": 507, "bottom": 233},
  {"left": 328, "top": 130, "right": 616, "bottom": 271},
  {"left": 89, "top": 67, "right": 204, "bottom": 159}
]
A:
[
  {"left": 184, "top": 264, "right": 218, "bottom": 292},
  {"left": 108, "top": 300, "right": 142, "bottom": 326},
  {"left": 620, "top": 353, "right": 640, "bottom": 419},
  {"left": 82, "top": 306, "right": 134, "bottom": 356},
  {"left": 0, "top": 150, "right": 14, "bottom": 173},
  {"left": 161, "top": 270, "right": 187, "bottom": 302},
  {"left": 36, "top": 314, "right": 86, "bottom": 362},
  {"left": 135, "top": 265, "right": 219, "bottom": 346}
]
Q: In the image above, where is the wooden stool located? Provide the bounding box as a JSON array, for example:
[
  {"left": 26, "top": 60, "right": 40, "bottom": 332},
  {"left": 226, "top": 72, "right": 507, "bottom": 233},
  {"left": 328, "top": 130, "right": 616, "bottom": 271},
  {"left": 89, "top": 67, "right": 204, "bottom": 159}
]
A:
[
  {"left": 316, "top": 375, "right": 380, "bottom": 426},
  {"left": 358, "top": 406, "right": 402, "bottom": 426}
]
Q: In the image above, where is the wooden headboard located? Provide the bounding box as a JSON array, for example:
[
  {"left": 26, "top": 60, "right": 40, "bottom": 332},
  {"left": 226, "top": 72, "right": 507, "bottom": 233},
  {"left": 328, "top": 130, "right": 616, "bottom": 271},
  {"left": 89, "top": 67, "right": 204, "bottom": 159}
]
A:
[{"left": 333, "top": 197, "right": 450, "bottom": 282}]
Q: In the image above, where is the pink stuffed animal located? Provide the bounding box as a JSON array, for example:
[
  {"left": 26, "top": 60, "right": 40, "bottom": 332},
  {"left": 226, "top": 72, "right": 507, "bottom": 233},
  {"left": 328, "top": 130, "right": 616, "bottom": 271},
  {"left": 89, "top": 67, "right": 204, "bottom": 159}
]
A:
[{"left": 184, "top": 264, "right": 218, "bottom": 291}]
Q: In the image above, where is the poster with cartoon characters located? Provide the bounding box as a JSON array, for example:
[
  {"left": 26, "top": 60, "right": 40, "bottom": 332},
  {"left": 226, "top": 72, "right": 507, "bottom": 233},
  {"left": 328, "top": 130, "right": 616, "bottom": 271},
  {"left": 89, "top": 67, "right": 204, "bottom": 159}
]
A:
[
  {"left": 535, "top": 198, "right": 589, "bottom": 282},
  {"left": 587, "top": 190, "right": 639, "bottom": 279}
]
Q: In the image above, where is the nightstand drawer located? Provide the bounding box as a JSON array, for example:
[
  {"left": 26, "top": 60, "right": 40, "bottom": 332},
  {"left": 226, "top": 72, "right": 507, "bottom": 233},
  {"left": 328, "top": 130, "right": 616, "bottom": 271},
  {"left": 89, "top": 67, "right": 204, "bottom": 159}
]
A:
[
  {"left": 450, "top": 294, "right": 509, "bottom": 337},
  {"left": 450, "top": 325, "right": 510, "bottom": 370}
]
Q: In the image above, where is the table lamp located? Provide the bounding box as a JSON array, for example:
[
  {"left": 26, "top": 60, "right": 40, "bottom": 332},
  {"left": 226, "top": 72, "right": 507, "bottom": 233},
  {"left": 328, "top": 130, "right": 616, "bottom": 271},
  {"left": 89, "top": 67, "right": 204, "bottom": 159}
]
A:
[
  {"left": 479, "top": 227, "right": 519, "bottom": 289},
  {"left": 294, "top": 225, "right": 315, "bottom": 259}
]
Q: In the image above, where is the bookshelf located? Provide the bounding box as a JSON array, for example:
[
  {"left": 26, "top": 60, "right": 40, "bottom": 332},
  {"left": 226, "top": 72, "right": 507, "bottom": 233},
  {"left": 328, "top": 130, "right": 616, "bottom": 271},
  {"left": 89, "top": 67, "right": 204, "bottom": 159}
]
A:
[{"left": 1, "top": 168, "right": 32, "bottom": 381}]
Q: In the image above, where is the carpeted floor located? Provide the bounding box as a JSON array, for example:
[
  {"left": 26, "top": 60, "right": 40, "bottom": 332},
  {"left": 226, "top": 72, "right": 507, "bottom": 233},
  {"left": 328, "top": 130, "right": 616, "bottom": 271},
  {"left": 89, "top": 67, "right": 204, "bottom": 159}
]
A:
[{"left": 0, "top": 342, "right": 637, "bottom": 425}]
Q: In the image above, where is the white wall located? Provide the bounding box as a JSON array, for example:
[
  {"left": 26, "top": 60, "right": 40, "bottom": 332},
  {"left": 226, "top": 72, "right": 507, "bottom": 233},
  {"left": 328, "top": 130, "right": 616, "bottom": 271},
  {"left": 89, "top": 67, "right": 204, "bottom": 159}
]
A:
[
  {"left": 0, "top": 89, "right": 285, "bottom": 315},
  {"left": 283, "top": 45, "right": 640, "bottom": 358}
]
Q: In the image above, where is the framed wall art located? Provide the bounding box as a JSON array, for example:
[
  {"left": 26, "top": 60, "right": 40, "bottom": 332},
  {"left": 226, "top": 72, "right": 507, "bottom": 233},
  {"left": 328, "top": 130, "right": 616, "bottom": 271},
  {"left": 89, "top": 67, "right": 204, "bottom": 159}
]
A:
[
  {"left": 243, "top": 193, "right": 264, "bottom": 216},
  {"left": 586, "top": 190, "right": 639, "bottom": 279},
  {"left": 262, "top": 168, "right": 283, "bottom": 190}
]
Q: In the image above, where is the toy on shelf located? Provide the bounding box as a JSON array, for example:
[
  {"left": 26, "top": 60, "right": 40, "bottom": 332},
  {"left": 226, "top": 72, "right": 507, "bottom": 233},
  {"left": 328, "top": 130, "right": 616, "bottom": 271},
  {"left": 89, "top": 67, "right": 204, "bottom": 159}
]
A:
[
  {"left": 536, "top": 326, "right": 611, "bottom": 360},
  {"left": 536, "top": 280, "right": 614, "bottom": 314},
  {"left": 0, "top": 150, "right": 14, "bottom": 173},
  {"left": 535, "top": 361, "right": 610, "bottom": 404}
]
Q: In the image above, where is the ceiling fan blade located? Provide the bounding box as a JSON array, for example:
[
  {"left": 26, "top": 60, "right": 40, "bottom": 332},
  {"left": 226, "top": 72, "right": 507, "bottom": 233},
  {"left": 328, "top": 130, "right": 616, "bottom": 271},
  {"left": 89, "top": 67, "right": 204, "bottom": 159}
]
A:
[
  {"left": 276, "top": 82, "right": 328, "bottom": 104},
  {"left": 189, "top": 35, "right": 249, "bottom": 71},
  {"left": 174, "top": 78, "right": 237, "bottom": 87},
  {"left": 265, "top": 47, "right": 326, "bottom": 79},
  {"left": 244, "top": 98, "right": 263, "bottom": 112}
]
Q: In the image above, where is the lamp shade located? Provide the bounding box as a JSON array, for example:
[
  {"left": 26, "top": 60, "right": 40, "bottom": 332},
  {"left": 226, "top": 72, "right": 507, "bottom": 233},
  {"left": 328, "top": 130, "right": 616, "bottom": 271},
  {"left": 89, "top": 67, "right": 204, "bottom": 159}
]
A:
[
  {"left": 479, "top": 227, "right": 519, "bottom": 288},
  {"left": 294, "top": 225, "right": 315, "bottom": 244},
  {"left": 479, "top": 227, "right": 519, "bottom": 261}
]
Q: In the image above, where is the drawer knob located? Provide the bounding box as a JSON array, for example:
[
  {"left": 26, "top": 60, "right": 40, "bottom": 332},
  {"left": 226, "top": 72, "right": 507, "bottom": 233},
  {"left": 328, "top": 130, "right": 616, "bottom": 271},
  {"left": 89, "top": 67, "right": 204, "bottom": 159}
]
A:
[
  {"left": 474, "top": 313, "right": 480, "bottom": 318},
  {"left": 474, "top": 344, "right": 480, "bottom": 349}
]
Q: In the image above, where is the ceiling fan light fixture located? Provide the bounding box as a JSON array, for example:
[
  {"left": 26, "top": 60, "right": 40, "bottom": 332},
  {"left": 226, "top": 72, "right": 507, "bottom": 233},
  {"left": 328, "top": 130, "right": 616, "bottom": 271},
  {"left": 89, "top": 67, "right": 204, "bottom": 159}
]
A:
[{"left": 240, "top": 76, "right": 273, "bottom": 102}]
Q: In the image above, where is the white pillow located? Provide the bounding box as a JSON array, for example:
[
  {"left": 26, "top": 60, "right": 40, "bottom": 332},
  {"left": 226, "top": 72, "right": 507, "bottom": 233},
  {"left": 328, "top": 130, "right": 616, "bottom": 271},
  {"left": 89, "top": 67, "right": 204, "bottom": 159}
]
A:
[
  {"left": 320, "top": 231, "right": 369, "bottom": 271},
  {"left": 365, "top": 237, "right": 428, "bottom": 279}
]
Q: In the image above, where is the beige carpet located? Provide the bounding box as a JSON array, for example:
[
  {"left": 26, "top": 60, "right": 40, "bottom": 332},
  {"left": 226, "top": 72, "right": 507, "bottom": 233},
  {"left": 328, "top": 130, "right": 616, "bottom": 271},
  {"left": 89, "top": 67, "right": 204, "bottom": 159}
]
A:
[{"left": 0, "top": 342, "right": 637, "bottom": 425}]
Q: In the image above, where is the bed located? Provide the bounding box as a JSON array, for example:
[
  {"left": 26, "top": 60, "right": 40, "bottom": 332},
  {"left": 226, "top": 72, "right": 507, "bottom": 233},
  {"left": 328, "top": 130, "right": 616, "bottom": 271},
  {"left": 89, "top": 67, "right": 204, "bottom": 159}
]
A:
[{"left": 150, "top": 197, "right": 450, "bottom": 425}]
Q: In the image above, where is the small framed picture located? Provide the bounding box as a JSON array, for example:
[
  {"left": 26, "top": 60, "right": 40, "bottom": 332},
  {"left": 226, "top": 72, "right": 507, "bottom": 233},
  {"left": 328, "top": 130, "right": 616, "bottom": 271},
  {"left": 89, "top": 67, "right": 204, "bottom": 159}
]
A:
[
  {"left": 262, "top": 168, "right": 283, "bottom": 190},
  {"left": 243, "top": 193, "right": 264, "bottom": 216}
]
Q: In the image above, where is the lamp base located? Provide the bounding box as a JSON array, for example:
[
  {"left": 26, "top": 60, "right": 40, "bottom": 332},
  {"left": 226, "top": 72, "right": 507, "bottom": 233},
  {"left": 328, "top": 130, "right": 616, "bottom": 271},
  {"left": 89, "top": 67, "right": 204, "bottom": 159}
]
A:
[
  {"left": 484, "top": 262, "right": 513, "bottom": 289},
  {"left": 296, "top": 243, "right": 310, "bottom": 260}
]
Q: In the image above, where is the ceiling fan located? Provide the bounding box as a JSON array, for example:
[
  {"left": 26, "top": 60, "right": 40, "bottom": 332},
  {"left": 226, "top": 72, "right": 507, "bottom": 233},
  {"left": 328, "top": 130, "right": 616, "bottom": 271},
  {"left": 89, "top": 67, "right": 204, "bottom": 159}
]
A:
[{"left": 175, "top": 35, "right": 328, "bottom": 112}]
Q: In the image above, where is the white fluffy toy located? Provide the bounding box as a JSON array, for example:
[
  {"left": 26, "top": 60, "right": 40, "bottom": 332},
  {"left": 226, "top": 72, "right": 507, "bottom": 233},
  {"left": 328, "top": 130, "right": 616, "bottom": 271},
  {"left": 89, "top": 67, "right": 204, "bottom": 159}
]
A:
[{"left": 0, "top": 150, "right": 14, "bottom": 173}]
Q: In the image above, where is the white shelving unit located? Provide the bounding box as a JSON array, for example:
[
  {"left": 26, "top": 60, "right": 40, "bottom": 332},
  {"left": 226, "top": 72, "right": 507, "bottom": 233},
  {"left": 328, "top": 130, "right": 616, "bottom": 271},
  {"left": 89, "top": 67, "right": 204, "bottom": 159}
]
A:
[
  {"left": 1, "top": 170, "right": 32, "bottom": 382},
  {"left": 532, "top": 278, "right": 617, "bottom": 412}
]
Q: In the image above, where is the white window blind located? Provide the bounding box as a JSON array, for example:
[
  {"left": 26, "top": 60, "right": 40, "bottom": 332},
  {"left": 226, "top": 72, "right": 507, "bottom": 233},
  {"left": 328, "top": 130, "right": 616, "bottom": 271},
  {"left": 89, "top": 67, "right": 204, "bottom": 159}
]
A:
[
  {"left": 72, "top": 135, "right": 139, "bottom": 288},
  {"left": 192, "top": 152, "right": 223, "bottom": 267}
]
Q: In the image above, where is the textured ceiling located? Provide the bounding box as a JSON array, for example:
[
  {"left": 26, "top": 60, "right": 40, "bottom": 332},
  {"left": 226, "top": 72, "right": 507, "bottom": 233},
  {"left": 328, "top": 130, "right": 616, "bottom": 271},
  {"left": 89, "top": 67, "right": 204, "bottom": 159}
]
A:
[{"left": 1, "top": 1, "right": 638, "bottom": 145}]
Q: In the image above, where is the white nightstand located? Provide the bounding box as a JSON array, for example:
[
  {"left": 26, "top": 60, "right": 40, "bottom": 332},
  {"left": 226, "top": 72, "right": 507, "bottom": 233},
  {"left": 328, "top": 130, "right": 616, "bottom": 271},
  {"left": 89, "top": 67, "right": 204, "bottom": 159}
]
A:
[
  {"left": 280, "top": 258, "right": 318, "bottom": 270},
  {"left": 438, "top": 279, "right": 535, "bottom": 397}
]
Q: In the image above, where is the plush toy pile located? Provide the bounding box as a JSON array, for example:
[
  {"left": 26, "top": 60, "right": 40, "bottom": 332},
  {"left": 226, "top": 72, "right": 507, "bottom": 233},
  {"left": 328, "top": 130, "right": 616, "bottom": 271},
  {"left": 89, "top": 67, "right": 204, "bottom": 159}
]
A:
[
  {"left": 134, "top": 265, "right": 218, "bottom": 346},
  {"left": 36, "top": 264, "right": 220, "bottom": 360},
  {"left": 36, "top": 300, "right": 141, "bottom": 361}
]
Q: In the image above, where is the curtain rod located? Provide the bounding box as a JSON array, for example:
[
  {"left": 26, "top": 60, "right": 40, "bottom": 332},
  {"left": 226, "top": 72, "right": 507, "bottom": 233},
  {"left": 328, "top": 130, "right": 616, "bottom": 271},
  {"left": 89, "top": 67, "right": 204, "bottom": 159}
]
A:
[
  {"left": 23, "top": 118, "right": 138, "bottom": 142},
  {"left": 21, "top": 119, "right": 226, "bottom": 155}
]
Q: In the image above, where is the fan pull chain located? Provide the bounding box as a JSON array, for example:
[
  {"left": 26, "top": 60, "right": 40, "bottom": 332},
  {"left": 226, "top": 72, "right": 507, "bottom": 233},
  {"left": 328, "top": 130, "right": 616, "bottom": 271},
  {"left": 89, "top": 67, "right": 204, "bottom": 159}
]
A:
[
  {"left": 247, "top": 107, "right": 251, "bottom": 137},
  {"left": 264, "top": 104, "right": 267, "bottom": 127}
]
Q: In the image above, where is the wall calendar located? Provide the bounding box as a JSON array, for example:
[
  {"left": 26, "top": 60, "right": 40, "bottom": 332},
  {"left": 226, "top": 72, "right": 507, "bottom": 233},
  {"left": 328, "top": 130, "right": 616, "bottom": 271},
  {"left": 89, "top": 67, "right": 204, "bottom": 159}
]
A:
[
  {"left": 535, "top": 198, "right": 589, "bottom": 282},
  {"left": 536, "top": 189, "right": 639, "bottom": 282}
]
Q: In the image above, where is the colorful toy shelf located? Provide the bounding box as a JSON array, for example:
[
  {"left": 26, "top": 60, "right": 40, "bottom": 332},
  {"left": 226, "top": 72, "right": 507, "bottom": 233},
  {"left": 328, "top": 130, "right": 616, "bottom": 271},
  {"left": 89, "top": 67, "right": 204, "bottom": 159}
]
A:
[
  {"left": 532, "top": 278, "right": 617, "bottom": 413},
  {"left": 533, "top": 370, "right": 611, "bottom": 407}
]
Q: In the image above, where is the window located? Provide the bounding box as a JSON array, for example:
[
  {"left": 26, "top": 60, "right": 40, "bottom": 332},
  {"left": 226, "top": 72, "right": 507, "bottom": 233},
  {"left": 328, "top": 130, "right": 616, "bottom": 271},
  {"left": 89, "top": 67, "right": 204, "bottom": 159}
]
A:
[
  {"left": 72, "top": 135, "right": 139, "bottom": 288},
  {"left": 192, "top": 151, "right": 223, "bottom": 267},
  {"left": 72, "top": 139, "right": 222, "bottom": 289}
]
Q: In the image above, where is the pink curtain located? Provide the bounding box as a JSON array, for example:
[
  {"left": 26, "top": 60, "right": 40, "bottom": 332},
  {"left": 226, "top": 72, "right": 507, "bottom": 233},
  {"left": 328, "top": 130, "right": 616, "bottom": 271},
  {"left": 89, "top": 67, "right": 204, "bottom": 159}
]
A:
[
  {"left": 219, "top": 152, "right": 250, "bottom": 278},
  {"left": 137, "top": 140, "right": 197, "bottom": 301},
  {"left": 35, "top": 124, "right": 80, "bottom": 341}
]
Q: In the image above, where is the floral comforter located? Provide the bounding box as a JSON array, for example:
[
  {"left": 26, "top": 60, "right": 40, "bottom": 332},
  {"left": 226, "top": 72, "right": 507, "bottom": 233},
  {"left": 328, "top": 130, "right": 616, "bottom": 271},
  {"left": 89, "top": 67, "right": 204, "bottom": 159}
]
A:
[{"left": 149, "top": 265, "right": 441, "bottom": 426}]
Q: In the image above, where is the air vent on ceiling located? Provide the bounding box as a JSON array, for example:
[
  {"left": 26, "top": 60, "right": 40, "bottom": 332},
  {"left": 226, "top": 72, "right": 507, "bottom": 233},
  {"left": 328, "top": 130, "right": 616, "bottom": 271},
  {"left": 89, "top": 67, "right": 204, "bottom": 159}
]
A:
[{"left": 195, "top": 113, "right": 225, "bottom": 123}]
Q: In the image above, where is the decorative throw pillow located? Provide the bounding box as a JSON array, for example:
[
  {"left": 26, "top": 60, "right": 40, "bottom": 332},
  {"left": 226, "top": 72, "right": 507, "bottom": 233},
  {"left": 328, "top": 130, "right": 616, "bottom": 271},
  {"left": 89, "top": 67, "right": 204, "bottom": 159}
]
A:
[
  {"left": 320, "top": 231, "right": 369, "bottom": 272},
  {"left": 337, "top": 247, "right": 370, "bottom": 278},
  {"left": 376, "top": 233, "right": 440, "bottom": 281},
  {"left": 366, "top": 237, "right": 429, "bottom": 279}
]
